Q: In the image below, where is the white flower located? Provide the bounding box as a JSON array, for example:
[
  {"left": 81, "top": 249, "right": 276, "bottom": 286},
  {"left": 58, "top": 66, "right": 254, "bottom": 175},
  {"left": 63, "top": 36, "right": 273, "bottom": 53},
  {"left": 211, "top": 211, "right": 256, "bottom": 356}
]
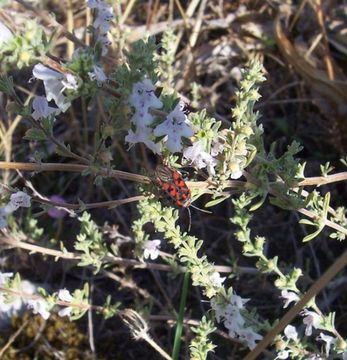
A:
[
  {"left": 61, "top": 73, "right": 78, "bottom": 91},
  {"left": 143, "top": 240, "right": 161, "bottom": 260},
  {"left": 281, "top": 289, "right": 299, "bottom": 309},
  {"left": 125, "top": 125, "right": 161, "bottom": 154},
  {"left": 0, "top": 271, "right": 13, "bottom": 286},
  {"left": 88, "top": 65, "right": 107, "bottom": 85},
  {"left": 32, "top": 64, "right": 73, "bottom": 112},
  {"left": 58, "top": 289, "right": 73, "bottom": 302},
  {"left": 0, "top": 208, "right": 8, "bottom": 228},
  {"left": 0, "top": 21, "right": 13, "bottom": 46},
  {"left": 57, "top": 289, "right": 73, "bottom": 317},
  {"left": 239, "top": 328, "right": 263, "bottom": 350},
  {"left": 276, "top": 350, "right": 290, "bottom": 359},
  {"left": 210, "top": 291, "right": 261, "bottom": 350},
  {"left": 301, "top": 309, "right": 321, "bottom": 336},
  {"left": 183, "top": 141, "right": 217, "bottom": 176},
  {"left": 31, "top": 96, "right": 60, "bottom": 120},
  {"left": 153, "top": 102, "right": 194, "bottom": 153},
  {"left": 209, "top": 272, "right": 226, "bottom": 288},
  {"left": 284, "top": 325, "right": 298, "bottom": 341},
  {"left": 27, "top": 298, "right": 50, "bottom": 320},
  {"left": 316, "top": 332, "right": 335, "bottom": 356}
]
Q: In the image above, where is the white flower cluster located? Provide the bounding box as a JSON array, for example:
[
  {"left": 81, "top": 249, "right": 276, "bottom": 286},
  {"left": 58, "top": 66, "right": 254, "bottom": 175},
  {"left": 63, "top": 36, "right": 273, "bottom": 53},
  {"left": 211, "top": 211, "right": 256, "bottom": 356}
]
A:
[
  {"left": 0, "top": 272, "right": 74, "bottom": 320},
  {"left": 0, "top": 191, "right": 31, "bottom": 229},
  {"left": 126, "top": 80, "right": 216, "bottom": 163},
  {"left": 279, "top": 291, "right": 347, "bottom": 359},
  {"left": 211, "top": 292, "right": 262, "bottom": 349},
  {"left": 32, "top": 64, "right": 78, "bottom": 113},
  {"left": 87, "top": 0, "right": 114, "bottom": 56}
]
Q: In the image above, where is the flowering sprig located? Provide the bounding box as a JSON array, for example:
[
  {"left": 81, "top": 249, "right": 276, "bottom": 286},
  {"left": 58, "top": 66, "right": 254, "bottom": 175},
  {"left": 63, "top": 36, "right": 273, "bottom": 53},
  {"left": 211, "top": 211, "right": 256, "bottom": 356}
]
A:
[
  {"left": 132, "top": 197, "right": 265, "bottom": 350},
  {"left": 231, "top": 192, "right": 347, "bottom": 358},
  {"left": 0, "top": 273, "right": 119, "bottom": 322},
  {"left": 87, "top": 0, "right": 114, "bottom": 56}
]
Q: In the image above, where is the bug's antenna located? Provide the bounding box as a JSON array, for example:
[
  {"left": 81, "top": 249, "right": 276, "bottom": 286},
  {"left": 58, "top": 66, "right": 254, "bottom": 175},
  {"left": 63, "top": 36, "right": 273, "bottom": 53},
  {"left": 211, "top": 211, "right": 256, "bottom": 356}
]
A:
[
  {"left": 187, "top": 207, "right": 192, "bottom": 232},
  {"left": 190, "top": 204, "right": 212, "bottom": 214}
]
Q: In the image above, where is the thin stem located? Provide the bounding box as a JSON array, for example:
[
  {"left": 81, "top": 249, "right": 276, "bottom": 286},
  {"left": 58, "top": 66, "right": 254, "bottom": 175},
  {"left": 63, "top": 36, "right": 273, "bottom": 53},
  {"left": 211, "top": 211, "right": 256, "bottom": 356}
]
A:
[{"left": 172, "top": 271, "right": 190, "bottom": 360}]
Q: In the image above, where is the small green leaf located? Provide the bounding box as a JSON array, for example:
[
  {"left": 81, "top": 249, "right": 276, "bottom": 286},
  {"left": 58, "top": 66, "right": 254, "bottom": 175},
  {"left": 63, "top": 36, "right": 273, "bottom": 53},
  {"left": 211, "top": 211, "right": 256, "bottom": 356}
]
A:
[
  {"left": 23, "top": 128, "right": 47, "bottom": 141},
  {"left": 299, "top": 219, "right": 316, "bottom": 226},
  {"left": 205, "top": 195, "right": 230, "bottom": 207},
  {"left": 302, "top": 227, "right": 323, "bottom": 242}
]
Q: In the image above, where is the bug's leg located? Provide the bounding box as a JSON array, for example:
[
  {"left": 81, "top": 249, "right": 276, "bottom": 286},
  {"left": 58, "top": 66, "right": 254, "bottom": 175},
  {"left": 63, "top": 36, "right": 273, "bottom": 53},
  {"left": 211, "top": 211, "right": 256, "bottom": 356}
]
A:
[{"left": 186, "top": 207, "right": 192, "bottom": 232}]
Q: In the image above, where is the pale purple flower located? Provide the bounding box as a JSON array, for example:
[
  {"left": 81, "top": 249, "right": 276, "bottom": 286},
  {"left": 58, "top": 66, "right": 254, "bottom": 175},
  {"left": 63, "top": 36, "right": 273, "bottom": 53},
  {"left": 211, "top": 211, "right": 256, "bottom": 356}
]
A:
[
  {"left": 316, "top": 332, "right": 335, "bottom": 356},
  {"left": 87, "top": 0, "right": 114, "bottom": 54},
  {"left": 128, "top": 79, "right": 163, "bottom": 125},
  {"left": 47, "top": 195, "right": 68, "bottom": 219},
  {"left": 88, "top": 65, "right": 107, "bottom": 85},
  {"left": 125, "top": 126, "right": 161, "bottom": 154},
  {"left": 183, "top": 141, "right": 217, "bottom": 176},
  {"left": 301, "top": 309, "right": 321, "bottom": 336},
  {"left": 97, "top": 33, "right": 112, "bottom": 55},
  {"left": 27, "top": 298, "right": 50, "bottom": 320},
  {"left": 32, "top": 64, "right": 73, "bottom": 112},
  {"left": 5, "top": 191, "right": 31, "bottom": 213},
  {"left": 209, "top": 272, "right": 226, "bottom": 288},
  {"left": 153, "top": 103, "right": 194, "bottom": 153},
  {"left": 93, "top": 7, "right": 113, "bottom": 33},
  {"left": 284, "top": 325, "right": 298, "bottom": 341},
  {"left": 32, "top": 96, "right": 60, "bottom": 120},
  {"left": 0, "top": 21, "right": 13, "bottom": 46},
  {"left": 281, "top": 289, "right": 299, "bottom": 309},
  {"left": 0, "top": 208, "right": 7, "bottom": 228},
  {"left": 143, "top": 240, "right": 161, "bottom": 260}
]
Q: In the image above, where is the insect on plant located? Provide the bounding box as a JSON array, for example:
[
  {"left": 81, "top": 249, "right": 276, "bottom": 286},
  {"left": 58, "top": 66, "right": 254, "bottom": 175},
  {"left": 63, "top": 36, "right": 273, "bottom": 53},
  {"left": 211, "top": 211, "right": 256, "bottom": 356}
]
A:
[{"left": 154, "top": 164, "right": 210, "bottom": 231}]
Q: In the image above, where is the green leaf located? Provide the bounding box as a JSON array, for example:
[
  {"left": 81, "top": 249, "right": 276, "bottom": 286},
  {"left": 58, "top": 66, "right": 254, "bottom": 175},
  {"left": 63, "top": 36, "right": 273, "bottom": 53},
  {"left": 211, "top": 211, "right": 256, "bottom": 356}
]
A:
[
  {"left": 23, "top": 128, "right": 47, "bottom": 141},
  {"left": 205, "top": 195, "right": 230, "bottom": 207},
  {"left": 299, "top": 219, "right": 316, "bottom": 226},
  {"left": 302, "top": 227, "right": 323, "bottom": 242},
  {"left": 0, "top": 74, "right": 14, "bottom": 94}
]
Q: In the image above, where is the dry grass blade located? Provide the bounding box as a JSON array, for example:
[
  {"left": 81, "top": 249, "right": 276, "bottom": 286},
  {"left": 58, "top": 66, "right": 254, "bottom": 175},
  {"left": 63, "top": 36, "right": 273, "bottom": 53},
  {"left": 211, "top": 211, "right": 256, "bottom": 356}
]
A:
[{"left": 274, "top": 15, "right": 347, "bottom": 152}]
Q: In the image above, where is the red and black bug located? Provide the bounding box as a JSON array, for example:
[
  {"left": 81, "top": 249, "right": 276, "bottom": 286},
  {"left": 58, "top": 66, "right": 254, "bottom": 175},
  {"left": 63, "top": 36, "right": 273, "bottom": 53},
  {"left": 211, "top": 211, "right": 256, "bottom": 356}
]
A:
[
  {"left": 154, "top": 164, "right": 191, "bottom": 208},
  {"left": 154, "top": 164, "right": 211, "bottom": 231}
]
